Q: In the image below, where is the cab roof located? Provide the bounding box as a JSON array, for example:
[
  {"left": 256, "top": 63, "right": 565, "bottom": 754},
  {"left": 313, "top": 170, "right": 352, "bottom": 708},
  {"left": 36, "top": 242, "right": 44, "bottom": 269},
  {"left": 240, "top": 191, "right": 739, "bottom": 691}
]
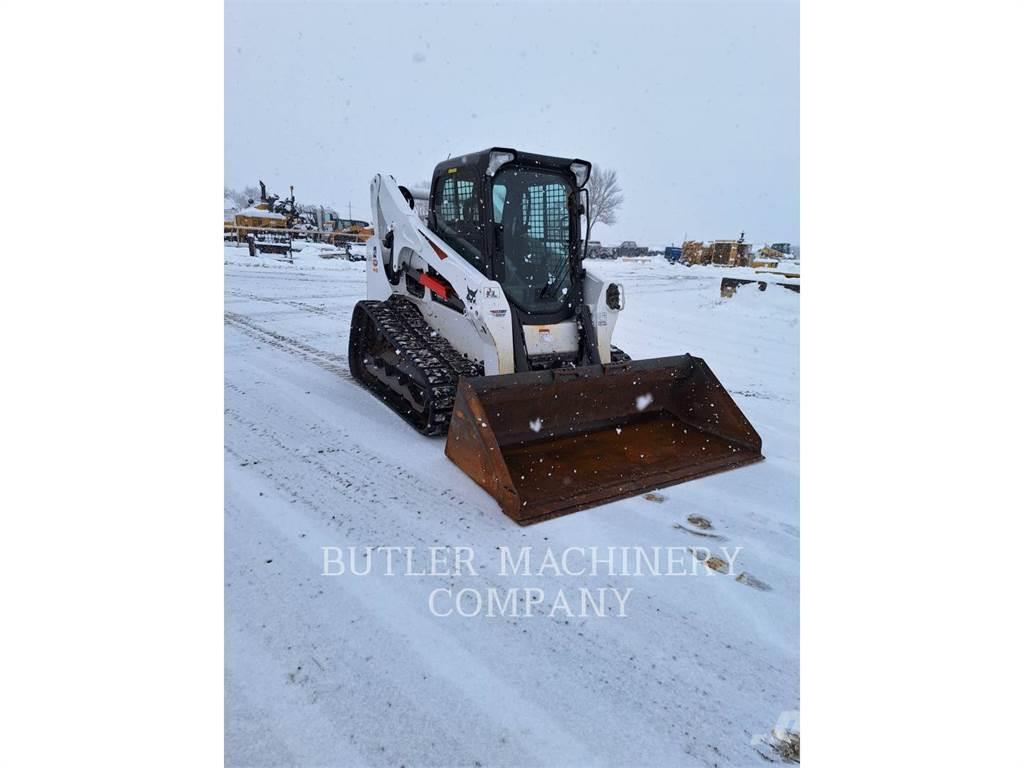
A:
[{"left": 430, "top": 148, "right": 591, "bottom": 188}]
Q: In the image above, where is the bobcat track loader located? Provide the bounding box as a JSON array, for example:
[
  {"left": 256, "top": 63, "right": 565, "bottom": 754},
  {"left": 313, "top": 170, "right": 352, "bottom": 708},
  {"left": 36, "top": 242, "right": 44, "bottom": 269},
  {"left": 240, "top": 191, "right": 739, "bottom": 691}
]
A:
[{"left": 349, "top": 148, "right": 763, "bottom": 524}]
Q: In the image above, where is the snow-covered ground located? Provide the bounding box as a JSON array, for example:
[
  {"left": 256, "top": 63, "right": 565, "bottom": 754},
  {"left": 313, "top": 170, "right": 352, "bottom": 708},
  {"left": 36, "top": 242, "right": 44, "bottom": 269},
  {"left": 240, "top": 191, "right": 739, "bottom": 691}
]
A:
[{"left": 225, "top": 243, "right": 799, "bottom": 766}]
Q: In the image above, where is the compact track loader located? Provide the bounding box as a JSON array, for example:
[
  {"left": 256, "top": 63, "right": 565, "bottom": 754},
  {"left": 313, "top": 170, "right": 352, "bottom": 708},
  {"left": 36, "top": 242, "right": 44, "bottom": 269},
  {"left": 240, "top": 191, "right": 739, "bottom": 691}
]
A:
[{"left": 349, "top": 148, "right": 762, "bottom": 524}]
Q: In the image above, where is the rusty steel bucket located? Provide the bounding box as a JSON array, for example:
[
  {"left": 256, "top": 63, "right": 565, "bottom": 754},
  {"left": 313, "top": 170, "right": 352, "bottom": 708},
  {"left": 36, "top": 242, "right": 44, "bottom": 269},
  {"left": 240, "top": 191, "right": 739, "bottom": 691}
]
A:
[{"left": 444, "top": 355, "right": 764, "bottom": 525}]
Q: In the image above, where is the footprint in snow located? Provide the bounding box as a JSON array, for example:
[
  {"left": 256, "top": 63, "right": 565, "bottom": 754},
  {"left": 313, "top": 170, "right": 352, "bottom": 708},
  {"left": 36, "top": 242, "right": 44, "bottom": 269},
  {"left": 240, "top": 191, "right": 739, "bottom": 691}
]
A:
[
  {"left": 672, "top": 523, "right": 726, "bottom": 540},
  {"left": 736, "top": 572, "right": 772, "bottom": 591}
]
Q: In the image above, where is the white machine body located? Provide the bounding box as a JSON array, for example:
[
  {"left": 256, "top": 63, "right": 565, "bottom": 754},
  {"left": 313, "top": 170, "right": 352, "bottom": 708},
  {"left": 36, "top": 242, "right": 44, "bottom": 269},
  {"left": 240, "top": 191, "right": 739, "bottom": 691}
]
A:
[{"left": 366, "top": 173, "right": 622, "bottom": 376}]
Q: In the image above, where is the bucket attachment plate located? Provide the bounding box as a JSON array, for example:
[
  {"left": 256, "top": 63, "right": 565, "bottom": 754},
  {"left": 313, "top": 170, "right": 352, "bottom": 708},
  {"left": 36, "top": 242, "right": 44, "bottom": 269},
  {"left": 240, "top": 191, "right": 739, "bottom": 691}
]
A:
[{"left": 444, "top": 355, "right": 764, "bottom": 525}]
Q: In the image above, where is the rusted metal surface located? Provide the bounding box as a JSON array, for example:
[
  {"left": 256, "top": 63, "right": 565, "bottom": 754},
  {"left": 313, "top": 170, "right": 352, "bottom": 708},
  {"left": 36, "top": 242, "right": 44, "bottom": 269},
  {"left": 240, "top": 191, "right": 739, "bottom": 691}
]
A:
[
  {"left": 720, "top": 277, "right": 801, "bottom": 298},
  {"left": 444, "top": 355, "right": 764, "bottom": 525}
]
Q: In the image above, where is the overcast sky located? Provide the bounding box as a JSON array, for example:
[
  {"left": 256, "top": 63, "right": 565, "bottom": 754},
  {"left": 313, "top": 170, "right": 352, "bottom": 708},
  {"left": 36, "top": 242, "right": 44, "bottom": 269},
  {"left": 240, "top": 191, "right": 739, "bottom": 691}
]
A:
[{"left": 225, "top": 1, "right": 798, "bottom": 247}]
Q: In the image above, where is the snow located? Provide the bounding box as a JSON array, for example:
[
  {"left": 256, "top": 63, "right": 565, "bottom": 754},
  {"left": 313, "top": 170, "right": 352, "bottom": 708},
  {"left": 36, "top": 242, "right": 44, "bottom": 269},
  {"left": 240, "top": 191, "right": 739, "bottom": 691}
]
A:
[
  {"left": 224, "top": 239, "right": 348, "bottom": 263},
  {"left": 290, "top": 240, "right": 347, "bottom": 258},
  {"left": 237, "top": 206, "right": 286, "bottom": 220},
  {"left": 225, "top": 249, "right": 799, "bottom": 766}
]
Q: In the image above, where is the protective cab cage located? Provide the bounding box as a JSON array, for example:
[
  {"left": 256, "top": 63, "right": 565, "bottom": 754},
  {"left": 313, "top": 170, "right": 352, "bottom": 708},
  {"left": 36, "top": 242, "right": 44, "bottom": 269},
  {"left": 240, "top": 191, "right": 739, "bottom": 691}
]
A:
[{"left": 426, "top": 148, "right": 592, "bottom": 325}]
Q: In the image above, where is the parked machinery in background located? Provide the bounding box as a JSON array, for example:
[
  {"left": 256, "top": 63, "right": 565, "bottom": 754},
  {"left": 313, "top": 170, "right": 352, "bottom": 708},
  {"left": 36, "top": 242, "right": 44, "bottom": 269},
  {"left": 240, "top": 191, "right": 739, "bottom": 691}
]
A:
[
  {"left": 341, "top": 220, "right": 374, "bottom": 243},
  {"left": 229, "top": 180, "right": 300, "bottom": 255},
  {"left": 585, "top": 240, "right": 615, "bottom": 259},
  {"left": 757, "top": 243, "right": 797, "bottom": 265},
  {"left": 615, "top": 240, "right": 650, "bottom": 259},
  {"left": 677, "top": 235, "right": 752, "bottom": 267},
  {"left": 704, "top": 233, "right": 752, "bottom": 267},
  {"left": 682, "top": 240, "right": 704, "bottom": 265}
]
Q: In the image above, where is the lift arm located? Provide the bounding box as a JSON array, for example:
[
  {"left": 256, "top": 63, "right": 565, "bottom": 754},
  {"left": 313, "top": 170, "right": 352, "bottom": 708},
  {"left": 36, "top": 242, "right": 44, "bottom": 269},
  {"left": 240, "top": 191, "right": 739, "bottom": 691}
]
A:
[{"left": 368, "top": 173, "right": 516, "bottom": 374}]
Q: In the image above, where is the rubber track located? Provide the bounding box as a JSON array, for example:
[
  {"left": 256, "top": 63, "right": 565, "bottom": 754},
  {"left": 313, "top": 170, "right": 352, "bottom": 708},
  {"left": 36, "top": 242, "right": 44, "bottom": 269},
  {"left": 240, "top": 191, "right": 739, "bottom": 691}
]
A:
[{"left": 354, "top": 297, "right": 482, "bottom": 435}]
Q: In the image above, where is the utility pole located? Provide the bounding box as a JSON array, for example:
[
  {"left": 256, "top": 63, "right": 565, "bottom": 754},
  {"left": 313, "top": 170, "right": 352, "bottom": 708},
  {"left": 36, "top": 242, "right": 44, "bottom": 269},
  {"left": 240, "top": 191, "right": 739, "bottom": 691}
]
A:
[{"left": 348, "top": 201, "right": 352, "bottom": 221}]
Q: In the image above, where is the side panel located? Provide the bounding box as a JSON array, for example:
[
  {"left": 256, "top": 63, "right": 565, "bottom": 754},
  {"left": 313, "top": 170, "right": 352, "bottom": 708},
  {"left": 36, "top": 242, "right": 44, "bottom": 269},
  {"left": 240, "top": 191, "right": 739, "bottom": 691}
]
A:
[
  {"left": 471, "top": 285, "right": 516, "bottom": 375},
  {"left": 419, "top": 285, "right": 516, "bottom": 376},
  {"left": 421, "top": 301, "right": 498, "bottom": 373},
  {"left": 582, "top": 269, "right": 622, "bottom": 363}
]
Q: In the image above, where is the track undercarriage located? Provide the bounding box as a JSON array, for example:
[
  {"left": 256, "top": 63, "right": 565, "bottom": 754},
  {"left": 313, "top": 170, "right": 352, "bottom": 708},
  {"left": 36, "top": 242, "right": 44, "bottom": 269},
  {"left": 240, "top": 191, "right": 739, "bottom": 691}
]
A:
[{"left": 348, "top": 296, "right": 482, "bottom": 435}]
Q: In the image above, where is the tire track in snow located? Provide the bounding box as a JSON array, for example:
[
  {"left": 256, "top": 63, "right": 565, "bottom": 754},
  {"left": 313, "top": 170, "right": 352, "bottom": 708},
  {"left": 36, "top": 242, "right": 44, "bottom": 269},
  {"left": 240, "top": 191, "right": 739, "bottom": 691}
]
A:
[
  {"left": 226, "top": 496, "right": 529, "bottom": 768},
  {"left": 225, "top": 311, "right": 353, "bottom": 382},
  {"left": 224, "top": 484, "right": 599, "bottom": 768},
  {"left": 225, "top": 267, "right": 363, "bottom": 286},
  {"left": 224, "top": 409, "right": 488, "bottom": 533},
  {"left": 224, "top": 403, "right": 779, "bottom": 766},
  {"left": 225, "top": 614, "right": 369, "bottom": 767},
  {"left": 226, "top": 333, "right": 795, "bottom": 676},
  {"left": 226, "top": 289, "right": 345, "bottom": 319}
]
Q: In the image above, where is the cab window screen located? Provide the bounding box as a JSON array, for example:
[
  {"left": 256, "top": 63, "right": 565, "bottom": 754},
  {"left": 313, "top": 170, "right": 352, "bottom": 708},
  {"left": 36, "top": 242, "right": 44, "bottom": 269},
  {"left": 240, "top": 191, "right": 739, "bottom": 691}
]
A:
[
  {"left": 493, "top": 168, "right": 572, "bottom": 315},
  {"left": 435, "top": 175, "right": 485, "bottom": 272}
]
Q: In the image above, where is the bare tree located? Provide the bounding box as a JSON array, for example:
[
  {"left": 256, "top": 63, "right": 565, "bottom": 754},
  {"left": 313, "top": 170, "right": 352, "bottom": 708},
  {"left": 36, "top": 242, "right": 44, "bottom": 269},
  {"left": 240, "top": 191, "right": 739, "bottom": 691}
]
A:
[
  {"left": 587, "top": 166, "right": 624, "bottom": 228},
  {"left": 224, "top": 185, "right": 262, "bottom": 209}
]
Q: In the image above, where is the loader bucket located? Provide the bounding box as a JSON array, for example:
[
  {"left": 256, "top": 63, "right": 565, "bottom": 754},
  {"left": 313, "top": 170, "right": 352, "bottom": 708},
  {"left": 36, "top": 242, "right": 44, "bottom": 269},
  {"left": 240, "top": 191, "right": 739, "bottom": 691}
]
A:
[{"left": 444, "top": 355, "right": 764, "bottom": 525}]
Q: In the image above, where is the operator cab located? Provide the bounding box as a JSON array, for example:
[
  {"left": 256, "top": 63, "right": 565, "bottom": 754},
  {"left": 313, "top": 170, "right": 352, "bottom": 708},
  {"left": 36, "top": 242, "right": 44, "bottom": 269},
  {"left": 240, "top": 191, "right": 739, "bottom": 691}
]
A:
[{"left": 427, "top": 148, "right": 592, "bottom": 323}]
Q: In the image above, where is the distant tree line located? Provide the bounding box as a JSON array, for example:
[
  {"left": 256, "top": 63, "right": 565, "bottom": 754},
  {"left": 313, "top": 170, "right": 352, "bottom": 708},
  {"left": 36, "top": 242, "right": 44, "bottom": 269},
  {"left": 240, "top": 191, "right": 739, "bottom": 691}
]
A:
[{"left": 223, "top": 185, "right": 260, "bottom": 209}]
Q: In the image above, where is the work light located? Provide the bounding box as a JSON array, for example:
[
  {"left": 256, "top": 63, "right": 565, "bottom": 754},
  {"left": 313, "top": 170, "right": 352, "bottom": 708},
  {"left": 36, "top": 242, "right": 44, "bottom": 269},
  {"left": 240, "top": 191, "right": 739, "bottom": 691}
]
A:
[
  {"left": 486, "top": 150, "right": 516, "bottom": 176},
  {"left": 569, "top": 160, "right": 591, "bottom": 188}
]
